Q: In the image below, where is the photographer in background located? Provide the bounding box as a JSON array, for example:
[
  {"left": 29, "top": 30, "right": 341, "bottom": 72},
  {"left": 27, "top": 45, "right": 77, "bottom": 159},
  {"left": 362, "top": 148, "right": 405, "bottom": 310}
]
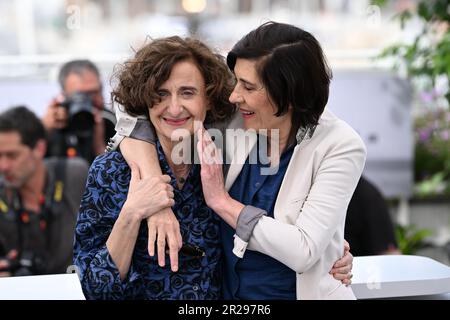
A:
[
  {"left": 42, "top": 60, "right": 115, "bottom": 163},
  {"left": 0, "top": 106, "right": 88, "bottom": 277}
]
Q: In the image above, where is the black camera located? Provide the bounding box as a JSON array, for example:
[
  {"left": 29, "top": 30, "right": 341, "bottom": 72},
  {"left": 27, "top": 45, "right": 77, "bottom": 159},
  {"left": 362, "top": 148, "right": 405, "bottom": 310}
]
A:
[
  {"left": 47, "top": 91, "right": 116, "bottom": 162},
  {"left": 60, "top": 91, "right": 95, "bottom": 138}
]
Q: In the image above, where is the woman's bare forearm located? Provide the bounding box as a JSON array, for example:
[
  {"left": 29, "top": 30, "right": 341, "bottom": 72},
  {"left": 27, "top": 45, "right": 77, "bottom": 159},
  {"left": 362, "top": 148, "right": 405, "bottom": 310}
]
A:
[
  {"left": 120, "top": 137, "right": 162, "bottom": 178},
  {"left": 106, "top": 206, "right": 142, "bottom": 281}
]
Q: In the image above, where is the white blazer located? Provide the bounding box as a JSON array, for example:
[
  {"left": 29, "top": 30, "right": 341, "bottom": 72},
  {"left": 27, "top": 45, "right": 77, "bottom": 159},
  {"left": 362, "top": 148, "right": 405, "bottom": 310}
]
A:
[{"left": 224, "top": 109, "right": 367, "bottom": 300}]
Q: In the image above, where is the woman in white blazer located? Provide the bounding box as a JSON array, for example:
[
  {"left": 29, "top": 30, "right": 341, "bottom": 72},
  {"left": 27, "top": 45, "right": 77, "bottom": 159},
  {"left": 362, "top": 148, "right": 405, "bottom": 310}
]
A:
[
  {"left": 112, "top": 22, "right": 363, "bottom": 299},
  {"left": 195, "top": 22, "right": 366, "bottom": 299}
]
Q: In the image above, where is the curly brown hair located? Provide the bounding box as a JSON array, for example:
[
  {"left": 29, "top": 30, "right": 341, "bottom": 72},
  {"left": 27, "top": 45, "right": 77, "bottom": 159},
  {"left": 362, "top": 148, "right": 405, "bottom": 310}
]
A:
[{"left": 112, "top": 36, "right": 236, "bottom": 124}]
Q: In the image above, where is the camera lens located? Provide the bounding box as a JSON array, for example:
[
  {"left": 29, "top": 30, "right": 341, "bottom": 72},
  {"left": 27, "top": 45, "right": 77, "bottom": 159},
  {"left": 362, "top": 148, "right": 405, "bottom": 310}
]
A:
[
  {"left": 65, "top": 92, "right": 95, "bottom": 137},
  {"left": 69, "top": 111, "right": 94, "bottom": 137}
]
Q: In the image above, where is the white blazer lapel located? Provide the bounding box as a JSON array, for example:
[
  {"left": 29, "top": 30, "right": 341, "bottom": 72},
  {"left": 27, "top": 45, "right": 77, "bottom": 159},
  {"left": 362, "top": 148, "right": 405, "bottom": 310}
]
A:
[
  {"left": 272, "top": 145, "right": 304, "bottom": 220},
  {"left": 272, "top": 123, "right": 319, "bottom": 221}
]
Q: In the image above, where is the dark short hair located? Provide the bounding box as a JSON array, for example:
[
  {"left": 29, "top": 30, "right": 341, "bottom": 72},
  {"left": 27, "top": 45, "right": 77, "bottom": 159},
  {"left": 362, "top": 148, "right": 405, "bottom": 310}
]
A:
[
  {"left": 112, "top": 36, "right": 236, "bottom": 124},
  {"left": 58, "top": 59, "right": 101, "bottom": 90},
  {"left": 227, "top": 21, "right": 332, "bottom": 136},
  {"left": 0, "top": 106, "right": 47, "bottom": 148}
]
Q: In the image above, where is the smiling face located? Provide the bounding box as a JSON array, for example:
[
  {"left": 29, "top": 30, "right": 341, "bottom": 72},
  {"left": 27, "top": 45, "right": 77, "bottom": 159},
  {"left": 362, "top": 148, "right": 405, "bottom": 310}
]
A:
[
  {"left": 149, "top": 59, "right": 208, "bottom": 148},
  {"left": 229, "top": 58, "right": 292, "bottom": 136}
]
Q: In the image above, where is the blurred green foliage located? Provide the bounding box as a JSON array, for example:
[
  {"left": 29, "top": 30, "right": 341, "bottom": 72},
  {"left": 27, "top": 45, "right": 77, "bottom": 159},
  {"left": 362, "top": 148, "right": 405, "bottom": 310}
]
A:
[
  {"left": 376, "top": 0, "right": 450, "bottom": 103},
  {"left": 414, "top": 109, "right": 450, "bottom": 198},
  {"left": 395, "top": 224, "right": 433, "bottom": 254},
  {"left": 375, "top": 0, "right": 450, "bottom": 198}
]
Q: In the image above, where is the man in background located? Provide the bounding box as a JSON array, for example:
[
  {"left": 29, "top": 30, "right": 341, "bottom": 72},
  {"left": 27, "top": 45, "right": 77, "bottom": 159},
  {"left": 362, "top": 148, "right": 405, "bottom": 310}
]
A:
[
  {"left": 42, "top": 59, "right": 115, "bottom": 163},
  {"left": 0, "top": 106, "right": 88, "bottom": 276}
]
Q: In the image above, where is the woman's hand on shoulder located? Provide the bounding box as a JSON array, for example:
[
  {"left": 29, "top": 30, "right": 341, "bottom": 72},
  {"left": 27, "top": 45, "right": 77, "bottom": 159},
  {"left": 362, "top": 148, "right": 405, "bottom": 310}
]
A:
[{"left": 196, "top": 128, "right": 227, "bottom": 209}]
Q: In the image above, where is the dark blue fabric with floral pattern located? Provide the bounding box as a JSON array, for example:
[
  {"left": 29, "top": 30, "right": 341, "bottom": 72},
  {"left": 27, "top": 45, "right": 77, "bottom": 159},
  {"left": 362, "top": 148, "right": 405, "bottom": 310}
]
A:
[{"left": 73, "top": 142, "right": 222, "bottom": 300}]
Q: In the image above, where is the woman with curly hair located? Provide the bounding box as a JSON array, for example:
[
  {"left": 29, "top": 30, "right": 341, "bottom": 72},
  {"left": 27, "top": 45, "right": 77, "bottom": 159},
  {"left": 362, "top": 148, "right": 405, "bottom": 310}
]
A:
[
  {"left": 74, "top": 34, "right": 354, "bottom": 300},
  {"left": 73, "top": 36, "right": 237, "bottom": 299}
]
